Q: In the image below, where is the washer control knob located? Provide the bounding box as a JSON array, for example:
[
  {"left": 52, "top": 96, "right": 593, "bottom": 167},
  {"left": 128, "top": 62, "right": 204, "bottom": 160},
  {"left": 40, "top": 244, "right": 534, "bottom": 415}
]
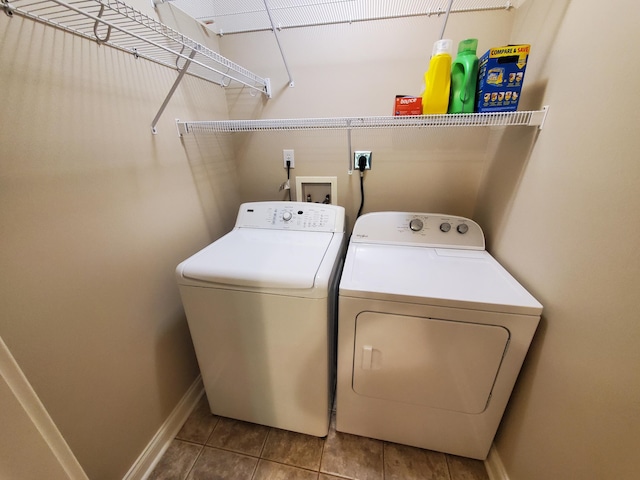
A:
[
  {"left": 282, "top": 211, "right": 293, "bottom": 222},
  {"left": 409, "top": 219, "right": 424, "bottom": 232},
  {"left": 457, "top": 223, "right": 469, "bottom": 234},
  {"left": 439, "top": 222, "right": 451, "bottom": 233}
]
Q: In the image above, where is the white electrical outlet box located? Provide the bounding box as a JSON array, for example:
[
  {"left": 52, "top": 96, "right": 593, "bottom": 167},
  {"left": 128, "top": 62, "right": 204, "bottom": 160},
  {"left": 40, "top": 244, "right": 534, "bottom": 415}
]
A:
[
  {"left": 295, "top": 176, "right": 338, "bottom": 205},
  {"left": 354, "top": 151, "right": 372, "bottom": 170},
  {"left": 283, "top": 149, "right": 295, "bottom": 168}
]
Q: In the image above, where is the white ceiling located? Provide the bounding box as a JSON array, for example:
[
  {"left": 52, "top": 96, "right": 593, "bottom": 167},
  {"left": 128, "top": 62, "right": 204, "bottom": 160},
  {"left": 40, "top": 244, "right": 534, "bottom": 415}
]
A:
[{"left": 162, "top": 0, "right": 523, "bottom": 35}]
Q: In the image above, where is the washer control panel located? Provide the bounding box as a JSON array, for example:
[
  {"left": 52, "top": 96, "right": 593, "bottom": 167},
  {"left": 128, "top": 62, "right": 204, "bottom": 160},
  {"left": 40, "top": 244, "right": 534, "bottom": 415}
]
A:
[
  {"left": 235, "top": 201, "right": 345, "bottom": 233},
  {"left": 351, "top": 212, "right": 484, "bottom": 250},
  {"left": 409, "top": 218, "right": 424, "bottom": 232}
]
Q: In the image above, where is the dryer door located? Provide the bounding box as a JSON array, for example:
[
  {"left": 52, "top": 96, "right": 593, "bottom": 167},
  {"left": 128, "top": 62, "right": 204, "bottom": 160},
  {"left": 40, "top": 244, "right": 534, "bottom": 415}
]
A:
[{"left": 352, "top": 312, "right": 509, "bottom": 414}]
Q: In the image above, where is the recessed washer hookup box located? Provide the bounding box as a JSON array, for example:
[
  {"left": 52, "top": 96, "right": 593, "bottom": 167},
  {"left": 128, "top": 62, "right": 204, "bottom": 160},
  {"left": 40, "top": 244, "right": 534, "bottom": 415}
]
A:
[{"left": 476, "top": 44, "right": 530, "bottom": 112}]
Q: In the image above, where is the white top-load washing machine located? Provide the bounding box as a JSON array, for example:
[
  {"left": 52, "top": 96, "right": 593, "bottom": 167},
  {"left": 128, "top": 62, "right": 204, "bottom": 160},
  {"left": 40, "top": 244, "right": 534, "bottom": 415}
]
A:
[
  {"left": 337, "top": 212, "right": 542, "bottom": 459},
  {"left": 176, "top": 201, "right": 345, "bottom": 437}
]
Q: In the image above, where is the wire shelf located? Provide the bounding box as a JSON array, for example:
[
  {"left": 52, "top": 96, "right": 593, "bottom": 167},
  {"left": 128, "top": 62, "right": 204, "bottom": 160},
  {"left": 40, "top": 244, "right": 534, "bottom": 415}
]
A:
[
  {"left": 176, "top": 108, "right": 548, "bottom": 135},
  {"left": 2, "top": 0, "right": 270, "bottom": 95},
  {"left": 169, "top": 0, "right": 518, "bottom": 36}
]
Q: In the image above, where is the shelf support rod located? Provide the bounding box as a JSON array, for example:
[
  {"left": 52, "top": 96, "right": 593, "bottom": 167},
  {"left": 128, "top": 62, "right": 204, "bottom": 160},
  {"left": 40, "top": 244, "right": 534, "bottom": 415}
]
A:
[
  {"left": 263, "top": 0, "right": 295, "bottom": 87},
  {"left": 151, "top": 48, "right": 197, "bottom": 134},
  {"left": 38, "top": 0, "right": 267, "bottom": 96},
  {"left": 347, "top": 120, "right": 353, "bottom": 175},
  {"left": 438, "top": 0, "right": 454, "bottom": 39}
]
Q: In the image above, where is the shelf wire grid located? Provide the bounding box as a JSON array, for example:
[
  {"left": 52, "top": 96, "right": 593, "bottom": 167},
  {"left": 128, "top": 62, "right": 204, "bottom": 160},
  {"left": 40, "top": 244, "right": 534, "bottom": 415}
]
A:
[
  {"left": 3, "top": 0, "right": 270, "bottom": 94},
  {"left": 170, "top": 0, "right": 519, "bottom": 35},
  {"left": 177, "top": 110, "right": 544, "bottom": 135}
]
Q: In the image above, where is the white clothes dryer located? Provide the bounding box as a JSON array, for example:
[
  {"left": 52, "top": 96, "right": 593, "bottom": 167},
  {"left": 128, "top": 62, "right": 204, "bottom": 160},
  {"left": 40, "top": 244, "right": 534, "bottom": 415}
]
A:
[
  {"left": 336, "top": 212, "right": 542, "bottom": 459},
  {"left": 176, "top": 201, "right": 345, "bottom": 437}
]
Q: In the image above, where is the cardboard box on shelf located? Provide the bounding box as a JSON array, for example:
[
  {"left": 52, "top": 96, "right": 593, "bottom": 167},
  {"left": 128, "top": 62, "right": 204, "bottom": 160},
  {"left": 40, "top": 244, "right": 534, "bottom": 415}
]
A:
[
  {"left": 394, "top": 95, "right": 422, "bottom": 116},
  {"left": 476, "top": 44, "right": 530, "bottom": 112}
]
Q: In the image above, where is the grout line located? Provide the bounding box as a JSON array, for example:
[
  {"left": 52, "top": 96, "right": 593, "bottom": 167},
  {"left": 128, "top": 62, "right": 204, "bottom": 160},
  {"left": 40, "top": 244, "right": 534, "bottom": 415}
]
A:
[
  {"left": 248, "top": 427, "right": 273, "bottom": 480},
  {"left": 177, "top": 442, "right": 334, "bottom": 476},
  {"left": 196, "top": 444, "right": 263, "bottom": 460},
  {"left": 253, "top": 457, "right": 323, "bottom": 474},
  {"left": 203, "top": 417, "right": 219, "bottom": 446},
  {"left": 318, "top": 437, "right": 327, "bottom": 476},
  {"left": 259, "top": 427, "right": 271, "bottom": 458},
  {"left": 161, "top": 409, "right": 489, "bottom": 480},
  {"left": 248, "top": 456, "right": 260, "bottom": 480},
  {"left": 182, "top": 444, "right": 205, "bottom": 480},
  {"left": 318, "top": 414, "right": 333, "bottom": 477},
  {"left": 174, "top": 438, "right": 209, "bottom": 447},
  {"left": 381, "top": 441, "right": 386, "bottom": 480},
  {"left": 444, "top": 454, "right": 454, "bottom": 480}
]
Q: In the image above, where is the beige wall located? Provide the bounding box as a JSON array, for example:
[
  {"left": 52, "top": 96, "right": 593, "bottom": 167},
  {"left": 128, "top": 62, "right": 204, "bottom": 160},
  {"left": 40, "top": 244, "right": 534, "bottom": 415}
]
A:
[
  {"left": 218, "top": 1, "right": 640, "bottom": 478},
  {"left": 3, "top": 1, "right": 638, "bottom": 479},
  {"left": 1, "top": 339, "right": 74, "bottom": 479},
  {"left": 0, "top": 1, "right": 237, "bottom": 478},
  {"left": 218, "top": 10, "right": 518, "bottom": 223},
  {"left": 0, "top": 379, "right": 70, "bottom": 479},
  {"left": 475, "top": 0, "right": 640, "bottom": 478}
]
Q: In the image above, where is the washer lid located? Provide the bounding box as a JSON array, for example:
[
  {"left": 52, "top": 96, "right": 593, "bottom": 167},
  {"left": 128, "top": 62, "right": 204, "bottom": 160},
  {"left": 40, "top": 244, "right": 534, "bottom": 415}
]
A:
[
  {"left": 179, "top": 228, "right": 334, "bottom": 289},
  {"left": 340, "top": 243, "right": 542, "bottom": 315}
]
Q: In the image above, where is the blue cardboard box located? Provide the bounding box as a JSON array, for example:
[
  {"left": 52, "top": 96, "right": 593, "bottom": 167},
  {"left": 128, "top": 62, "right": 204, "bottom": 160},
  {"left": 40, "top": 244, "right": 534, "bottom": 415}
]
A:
[{"left": 476, "top": 44, "right": 530, "bottom": 112}]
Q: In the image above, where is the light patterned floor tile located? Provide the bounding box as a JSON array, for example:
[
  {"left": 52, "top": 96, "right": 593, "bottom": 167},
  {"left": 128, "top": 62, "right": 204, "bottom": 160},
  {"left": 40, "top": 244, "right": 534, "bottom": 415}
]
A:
[
  {"left": 262, "top": 428, "right": 324, "bottom": 471},
  {"left": 186, "top": 447, "right": 258, "bottom": 480},
  {"left": 320, "top": 417, "right": 383, "bottom": 480},
  {"left": 384, "top": 442, "right": 449, "bottom": 480},
  {"left": 447, "top": 454, "right": 489, "bottom": 480},
  {"left": 151, "top": 410, "right": 492, "bottom": 480},
  {"left": 176, "top": 395, "right": 219, "bottom": 444},
  {"left": 206, "top": 417, "right": 270, "bottom": 456},
  {"left": 147, "top": 440, "right": 202, "bottom": 480},
  {"left": 253, "top": 459, "right": 319, "bottom": 480}
]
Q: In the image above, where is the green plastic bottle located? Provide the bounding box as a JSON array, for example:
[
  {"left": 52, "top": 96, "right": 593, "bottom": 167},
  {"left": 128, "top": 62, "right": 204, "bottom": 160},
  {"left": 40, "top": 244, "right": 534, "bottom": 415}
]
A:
[
  {"left": 448, "top": 38, "right": 479, "bottom": 114},
  {"left": 422, "top": 39, "right": 453, "bottom": 115}
]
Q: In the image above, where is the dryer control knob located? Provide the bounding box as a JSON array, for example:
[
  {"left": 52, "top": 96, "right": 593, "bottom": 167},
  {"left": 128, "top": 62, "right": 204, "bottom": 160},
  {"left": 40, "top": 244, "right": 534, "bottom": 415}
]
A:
[
  {"left": 282, "top": 211, "right": 293, "bottom": 221},
  {"left": 457, "top": 223, "right": 469, "bottom": 234},
  {"left": 439, "top": 222, "right": 451, "bottom": 233},
  {"left": 409, "top": 219, "right": 424, "bottom": 232}
]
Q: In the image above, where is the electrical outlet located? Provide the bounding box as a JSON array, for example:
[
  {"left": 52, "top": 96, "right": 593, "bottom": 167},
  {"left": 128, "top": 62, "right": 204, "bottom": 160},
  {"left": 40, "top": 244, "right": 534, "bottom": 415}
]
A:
[
  {"left": 354, "top": 151, "right": 372, "bottom": 170},
  {"left": 283, "top": 149, "right": 295, "bottom": 168}
]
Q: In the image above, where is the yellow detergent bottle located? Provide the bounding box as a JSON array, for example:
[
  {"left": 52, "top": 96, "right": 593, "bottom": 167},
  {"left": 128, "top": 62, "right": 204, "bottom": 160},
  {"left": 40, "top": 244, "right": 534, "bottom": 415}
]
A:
[{"left": 422, "top": 39, "right": 453, "bottom": 114}]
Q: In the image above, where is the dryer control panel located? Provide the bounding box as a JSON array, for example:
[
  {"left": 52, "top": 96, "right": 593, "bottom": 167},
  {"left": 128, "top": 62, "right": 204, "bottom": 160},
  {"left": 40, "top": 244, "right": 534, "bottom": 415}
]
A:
[
  {"left": 235, "top": 201, "right": 345, "bottom": 233},
  {"left": 351, "top": 212, "right": 484, "bottom": 250}
]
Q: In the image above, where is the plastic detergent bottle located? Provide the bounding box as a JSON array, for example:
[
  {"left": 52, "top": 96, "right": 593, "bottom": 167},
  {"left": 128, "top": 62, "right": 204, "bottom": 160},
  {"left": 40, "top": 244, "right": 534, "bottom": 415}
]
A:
[
  {"left": 448, "top": 38, "right": 479, "bottom": 114},
  {"left": 422, "top": 39, "right": 453, "bottom": 114}
]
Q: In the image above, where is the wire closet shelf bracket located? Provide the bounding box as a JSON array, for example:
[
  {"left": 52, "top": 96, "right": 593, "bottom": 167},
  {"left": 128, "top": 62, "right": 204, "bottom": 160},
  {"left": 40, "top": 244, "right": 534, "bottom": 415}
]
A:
[{"left": 2, "top": 0, "right": 272, "bottom": 133}]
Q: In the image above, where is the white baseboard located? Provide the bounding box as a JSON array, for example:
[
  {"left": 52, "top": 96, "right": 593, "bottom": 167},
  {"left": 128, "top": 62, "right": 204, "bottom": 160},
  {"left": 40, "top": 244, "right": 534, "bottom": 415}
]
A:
[
  {"left": 485, "top": 444, "right": 510, "bottom": 480},
  {"left": 123, "top": 375, "right": 204, "bottom": 480},
  {"left": 0, "top": 335, "right": 89, "bottom": 480}
]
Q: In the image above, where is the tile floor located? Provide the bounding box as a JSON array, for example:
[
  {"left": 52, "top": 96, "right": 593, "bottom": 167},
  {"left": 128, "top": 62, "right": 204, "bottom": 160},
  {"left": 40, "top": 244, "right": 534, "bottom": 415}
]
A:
[{"left": 148, "top": 395, "right": 489, "bottom": 480}]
